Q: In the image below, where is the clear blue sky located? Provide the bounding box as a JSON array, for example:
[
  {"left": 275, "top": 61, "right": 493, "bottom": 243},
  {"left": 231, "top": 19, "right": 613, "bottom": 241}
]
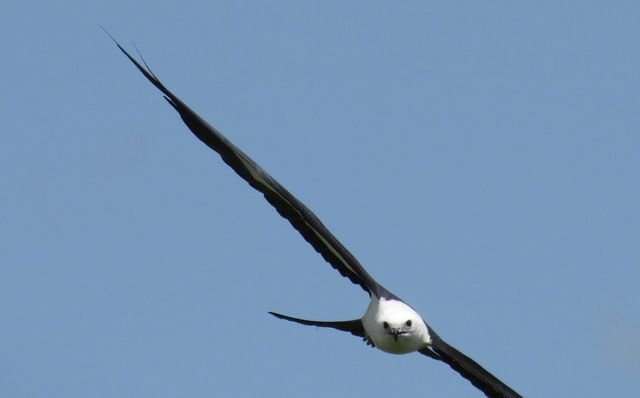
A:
[{"left": 2, "top": 2, "right": 638, "bottom": 397}]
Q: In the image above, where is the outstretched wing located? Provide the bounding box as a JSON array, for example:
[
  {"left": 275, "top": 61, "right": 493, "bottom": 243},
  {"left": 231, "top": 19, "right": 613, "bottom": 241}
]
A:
[
  {"left": 419, "top": 331, "right": 522, "bottom": 398},
  {"left": 108, "top": 35, "right": 390, "bottom": 298}
]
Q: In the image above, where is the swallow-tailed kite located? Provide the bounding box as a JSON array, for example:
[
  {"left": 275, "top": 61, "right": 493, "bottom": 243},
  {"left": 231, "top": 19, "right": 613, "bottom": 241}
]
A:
[{"left": 108, "top": 36, "right": 522, "bottom": 398}]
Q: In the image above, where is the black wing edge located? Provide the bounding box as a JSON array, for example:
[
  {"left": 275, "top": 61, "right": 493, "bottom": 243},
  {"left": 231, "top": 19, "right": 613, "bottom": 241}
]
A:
[
  {"left": 419, "top": 332, "right": 522, "bottom": 398},
  {"left": 104, "top": 30, "right": 389, "bottom": 298},
  {"left": 268, "top": 312, "right": 365, "bottom": 339}
]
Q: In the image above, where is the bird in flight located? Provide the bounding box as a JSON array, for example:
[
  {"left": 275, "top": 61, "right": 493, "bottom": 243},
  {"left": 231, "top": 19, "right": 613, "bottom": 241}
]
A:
[{"left": 107, "top": 34, "right": 523, "bottom": 398}]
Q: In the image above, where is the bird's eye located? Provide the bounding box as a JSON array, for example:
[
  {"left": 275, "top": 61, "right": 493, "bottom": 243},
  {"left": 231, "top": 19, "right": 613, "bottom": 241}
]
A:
[
  {"left": 383, "top": 322, "right": 389, "bottom": 329},
  {"left": 406, "top": 320, "right": 412, "bottom": 327}
]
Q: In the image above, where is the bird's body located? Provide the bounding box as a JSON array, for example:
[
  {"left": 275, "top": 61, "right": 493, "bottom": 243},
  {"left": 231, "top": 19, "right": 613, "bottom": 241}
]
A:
[
  {"left": 363, "top": 296, "right": 431, "bottom": 354},
  {"left": 107, "top": 32, "right": 523, "bottom": 398}
]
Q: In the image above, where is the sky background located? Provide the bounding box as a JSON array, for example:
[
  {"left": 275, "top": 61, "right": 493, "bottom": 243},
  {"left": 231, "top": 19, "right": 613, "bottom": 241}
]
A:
[{"left": 1, "top": 1, "right": 639, "bottom": 397}]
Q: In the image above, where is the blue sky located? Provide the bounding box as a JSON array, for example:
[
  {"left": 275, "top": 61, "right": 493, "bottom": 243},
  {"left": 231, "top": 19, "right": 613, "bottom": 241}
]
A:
[{"left": 1, "top": 1, "right": 639, "bottom": 397}]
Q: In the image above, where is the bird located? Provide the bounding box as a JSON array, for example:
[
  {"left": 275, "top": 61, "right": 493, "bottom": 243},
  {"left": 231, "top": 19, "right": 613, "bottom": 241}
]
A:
[{"left": 107, "top": 34, "right": 523, "bottom": 398}]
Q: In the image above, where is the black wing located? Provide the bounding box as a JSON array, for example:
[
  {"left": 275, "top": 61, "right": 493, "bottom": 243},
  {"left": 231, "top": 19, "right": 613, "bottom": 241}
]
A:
[
  {"left": 419, "top": 330, "right": 522, "bottom": 398},
  {"left": 108, "top": 35, "right": 392, "bottom": 298}
]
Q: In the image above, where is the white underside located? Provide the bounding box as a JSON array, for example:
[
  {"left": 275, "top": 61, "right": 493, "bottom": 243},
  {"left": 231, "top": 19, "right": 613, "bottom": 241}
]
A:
[{"left": 362, "top": 297, "right": 431, "bottom": 354}]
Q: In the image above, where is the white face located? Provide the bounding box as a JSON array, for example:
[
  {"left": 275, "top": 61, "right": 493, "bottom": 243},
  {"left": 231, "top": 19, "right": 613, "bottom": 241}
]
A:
[{"left": 362, "top": 298, "right": 431, "bottom": 354}]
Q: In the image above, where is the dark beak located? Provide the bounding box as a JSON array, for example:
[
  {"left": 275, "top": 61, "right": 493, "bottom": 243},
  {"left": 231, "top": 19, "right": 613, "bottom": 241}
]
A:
[{"left": 390, "top": 328, "right": 406, "bottom": 341}]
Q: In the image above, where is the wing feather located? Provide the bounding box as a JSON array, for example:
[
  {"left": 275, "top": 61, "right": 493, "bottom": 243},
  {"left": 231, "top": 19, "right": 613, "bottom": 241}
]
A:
[
  {"left": 420, "top": 330, "right": 522, "bottom": 398},
  {"left": 108, "top": 36, "right": 387, "bottom": 297}
]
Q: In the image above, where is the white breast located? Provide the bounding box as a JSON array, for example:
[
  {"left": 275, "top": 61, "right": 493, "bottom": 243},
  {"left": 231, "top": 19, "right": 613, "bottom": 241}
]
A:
[{"left": 362, "top": 297, "right": 431, "bottom": 354}]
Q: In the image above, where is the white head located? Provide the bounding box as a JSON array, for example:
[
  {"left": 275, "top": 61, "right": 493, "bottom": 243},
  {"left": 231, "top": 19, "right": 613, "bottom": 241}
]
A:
[{"left": 362, "top": 297, "right": 431, "bottom": 354}]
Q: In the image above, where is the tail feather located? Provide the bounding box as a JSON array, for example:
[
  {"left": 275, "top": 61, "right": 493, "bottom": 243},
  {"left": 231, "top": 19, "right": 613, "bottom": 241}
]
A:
[{"left": 268, "top": 312, "right": 365, "bottom": 338}]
